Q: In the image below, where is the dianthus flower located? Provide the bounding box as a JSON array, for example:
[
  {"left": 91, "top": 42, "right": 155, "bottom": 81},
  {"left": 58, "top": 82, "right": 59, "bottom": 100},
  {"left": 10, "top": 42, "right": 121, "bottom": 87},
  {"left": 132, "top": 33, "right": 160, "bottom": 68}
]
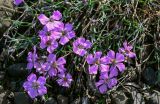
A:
[
  {"left": 119, "top": 41, "right": 136, "bottom": 58},
  {"left": 52, "top": 23, "right": 75, "bottom": 45},
  {"left": 86, "top": 51, "right": 109, "bottom": 74},
  {"left": 35, "top": 62, "right": 50, "bottom": 74},
  {"left": 73, "top": 37, "right": 92, "bottom": 56},
  {"left": 47, "top": 54, "right": 66, "bottom": 77},
  {"left": 39, "top": 32, "right": 58, "bottom": 53},
  {"left": 39, "top": 27, "right": 52, "bottom": 37},
  {"left": 14, "top": 0, "right": 24, "bottom": 5},
  {"left": 96, "top": 72, "right": 117, "bottom": 94},
  {"left": 57, "top": 72, "right": 73, "bottom": 87},
  {"left": 27, "top": 46, "right": 38, "bottom": 70},
  {"left": 105, "top": 50, "right": 125, "bottom": 73},
  {"left": 23, "top": 73, "right": 47, "bottom": 98},
  {"left": 38, "top": 10, "right": 63, "bottom": 31}
]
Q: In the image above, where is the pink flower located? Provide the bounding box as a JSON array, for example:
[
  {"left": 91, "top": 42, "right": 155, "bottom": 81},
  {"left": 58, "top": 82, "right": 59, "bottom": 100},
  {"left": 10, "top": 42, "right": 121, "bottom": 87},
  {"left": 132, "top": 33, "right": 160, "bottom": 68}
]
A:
[
  {"left": 119, "top": 41, "right": 136, "bottom": 58},
  {"left": 23, "top": 73, "right": 47, "bottom": 98},
  {"left": 38, "top": 10, "right": 63, "bottom": 31}
]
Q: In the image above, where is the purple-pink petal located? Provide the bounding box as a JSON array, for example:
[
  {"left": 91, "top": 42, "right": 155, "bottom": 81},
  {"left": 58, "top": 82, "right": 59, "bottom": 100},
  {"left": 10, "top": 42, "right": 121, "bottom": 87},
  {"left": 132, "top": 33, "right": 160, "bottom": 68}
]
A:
[
  {"left": 95, "top": 51, "right": 102, "bottom": 59},
  {"left": 67, "top": 31, "right": 75, "bottom": 39},
  {"left": 51, "top": 10, "right": 62, "bottom": 21},
  {"left": 50, "top": 31, "right": 62, "bottom": 40},
  {"left": 86, "top": 54, "right": 94, "bottom": 64},
  {"left": 95, "top": 80, "right": 104, "bottom": 87},
  {"left": 107, "top": 50, "right": 115, "bottom": 59},
  {"left": 84, "top": 40, "right": 92, "bottom": 48},
  {"left": 99, "top": 84, "right": 107, "bottom": 94},
  {"left": 38, "top": 14, "right": 49, "bottom": 25},
  {"left": 48, "top": 68, "right": 57, "bottom": 77},
  {"left": 56, "top": 57, "right": 66, "bottom": 65},
  {"left": 27, "top": 63, "right": 33, "bottom": 69},
  {"left": 14, "top": 0, "right": 24, "bottom": 5},
  {"left": 109, "top": 66, "right": 118, "bottom": 78},
  {"left": 88, "top": 65, "right": 98, "bottom": 74},
  {"left": 100, "top": 64, "right": 109, "bottom": 72},
  {"left": 59, "top": 36, "right": 69, "bottom": 45},
  {"left": 27, "top": 89, "right": 38, "bottom": 99},
  {"left": 47, "top": 41, "right": 58, "bottom": 53},
  {"left": 107, "top": 78, "right": 117, "bottom": 89},
  {"left": 46, "top": 22, "right": 56, "bottom": 31},
  {"left": 38, "top": 86, "right": 47, "bottom": 95},
  {"left": 27, "top": 73, "right": 37, "bottom": 82},
  {"left": 73, "top": 48, "right": 87, "bottom": 56},
  {"left": 128, "top": 52, "right": 136, "bottom": 58},
  {"left": 64, "top": 23, "right": 73, "bottom": 32},
  {"left": 116, "top": 53, "right": 124, "bottom": 63},
  {"left": 116, "top": 63, "right": 125, "bottom": 72},
  {"left": 37, "top": 77, "right": 46, "bottom": 86},
  {"left": 100, "top": 56, "right": 110, "bottom": 64},
  {"left": 23, "top": 82, "right": 32, "bottom": 90},
  {"left": 47, "top": 54, "right": 56, "bottom": 62}
]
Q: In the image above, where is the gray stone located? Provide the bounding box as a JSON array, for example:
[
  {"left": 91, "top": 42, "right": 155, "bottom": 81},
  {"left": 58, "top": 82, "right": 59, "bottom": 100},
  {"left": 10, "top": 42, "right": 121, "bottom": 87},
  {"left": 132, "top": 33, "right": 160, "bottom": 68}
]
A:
[
  {"left": 132, "top": 91, "right": 145, "bottom": 104},
  {"left": 0, "top": 71, "right": 5, "bottom": 80},
  {"left": 14, "top": 92, "right": 32, "bottom": 104},
  {"left": 0, "top": 90, "right": 10, "bottom": 104},
  {"left": 45, "top": 97, "right": 57, "bottom": 104},
  {"left": 0, "top": 0, "right": 14, "bottom": 36},
  {"left": 7, "top": 63, "right": 28, "bottom": 78},
  {"left": 124, "top": 84, "right": 145, "bottom": 104},
  {"left": 111, "top": 90, "right": 129, "bottom": 104},
  {"left": 146, "top": 91, "right": 160, "bottom": 104},
  {"left": 82, "top": 97, "right": 90, "bottom": 104},
  {"left": 57, "top": 95, "right": 68, "bottom": 104},
  {"left": 70, "top": 98, "right": 81, "bottom": 104},
  {"left": 142, "top": 67, "right": 157, "bottom": 85}
]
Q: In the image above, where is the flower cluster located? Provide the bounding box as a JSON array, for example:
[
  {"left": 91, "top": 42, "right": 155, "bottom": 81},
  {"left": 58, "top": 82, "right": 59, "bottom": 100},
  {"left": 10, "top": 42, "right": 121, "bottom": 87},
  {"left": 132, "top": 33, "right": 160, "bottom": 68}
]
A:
[
  {"left": 23, "top": 10, "right": 76, "bottom": 98},
  {"left": 23, "top": 9, "right": 136, "bottom": 98},
  {"left": 85, "top": 42, "right": 136, "bottom": 93}
]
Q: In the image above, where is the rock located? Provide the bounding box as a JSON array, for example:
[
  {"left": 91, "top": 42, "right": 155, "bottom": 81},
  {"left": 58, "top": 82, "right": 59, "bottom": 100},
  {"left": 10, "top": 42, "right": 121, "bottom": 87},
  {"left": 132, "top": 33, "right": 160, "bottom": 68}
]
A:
[
  {"left": 142, "top": 67, "right": 157, "bottom": 85},
  {"left": 7, "top": 63, "right": 28, "bottom": 78},
  {"left": 132, "top": 91, "right": 145, "bottom": 104},
  {"left": 14, "top": 92, "right": 32, "bottom": 104},
  {"left": 146, "top": 91, "right": 160, "bottom": 104},
  {"left": 111, "top": 90, "right": 130, "bottom": 104},
  {"left": 0, "top": 85, "right": 4, "bottom": 93},
  {"left": 71, "top": 98, "right": 81, "bottom": 104},
  {"left": 82, "top": 97, "right": 89, "bottom": 104},
  {"left": 0, "top": 0, "right": 14, "bottom": 36},
  {"left": 10, "top": 81, "right": 16, "bottom": 91},
  {"left": 0, "top": 71, "right": 5, "bottom": 80},
  {"left": 124, "top": 84, "right": 145, "bottom": 104},
  {"left": 0, "top": 90, "right": 9, "bottom": 104},
  {"left": 45, "top": 97, "right": 57, "bottom": 104},
  {"left": 57, "top": 95, "right": 68, "bottom": 104}
]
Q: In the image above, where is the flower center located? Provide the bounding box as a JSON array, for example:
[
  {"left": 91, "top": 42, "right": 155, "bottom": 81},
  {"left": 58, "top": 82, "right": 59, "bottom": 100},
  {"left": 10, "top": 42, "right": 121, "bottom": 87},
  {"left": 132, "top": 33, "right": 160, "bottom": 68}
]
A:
[
  {"left": 111, "top": 59, "right": 116, "bottom": 65},
  {"left": 46, "top": 31, "right": 50, "bottom": 36},
  {"left": 46, "top": 40, "right": 52, "bottom": 46},
  {"left": 95, "top": 59, "right": 100, "bottom": 65},
  {"left": 32, "top": 82, "right": 39, "bottom": 89},
  {"left": 78, "top": 45, "right": 84, "bottom": 49},
  {"left": 49, "top": 18, "right": 55, "bottom": 22},
  {"left": 105, "top": 78, "right": 110, "bottom": 84},
  {"left": 52, "top": 62, "right": 57, "bottom": 68},
  {"left": 63, "top": 77, "right": 67, "bottom": 82},
  {"left": 61, "top": 30, "right": 66, "bottom": 36},
  {"left": 125, "top": 49, "right": 130, "bottom": 54}
]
